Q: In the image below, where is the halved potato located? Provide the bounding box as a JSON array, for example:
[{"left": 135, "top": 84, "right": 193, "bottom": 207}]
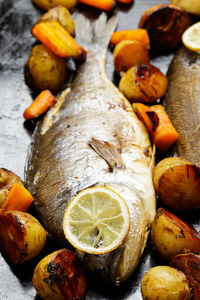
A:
[
  {"left": 151, "top": 208, "right": 200, "bottom": 261},
  {"left": 153, "top": 157, "right": 200, "bottom": 211},
  {"left": 0, "top": 210, "right": 47, "bottom": 264},
  {"left": 119, "top": 63, "right": 168, "bottom": 103},
  {"left": 32, "top": 0, "right": 77, "bottom": 12},
  {"left": 33, "top": 249, "right": 86, "bottom": 300},
  {"left": 40, "top": 5, "right": 75, "bottom": 36},
  {"left": 0, "top": 168, "right": 23, "bottom": 208},
  {"left": 139, "top": 4, "right": 191, "bottom": 53},
  {"left": 171, "top": 0, "right": 200, "bottom": 16},
  {"left": 113, "top": 40, "right": 149, "bottom": 75}
]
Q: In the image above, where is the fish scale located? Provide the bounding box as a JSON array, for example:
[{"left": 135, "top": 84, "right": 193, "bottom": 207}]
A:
[{"left": 25, "top": 13, "right": 156, "bottom": 285}]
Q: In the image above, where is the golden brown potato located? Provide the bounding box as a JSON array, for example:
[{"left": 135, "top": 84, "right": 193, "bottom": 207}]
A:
[
  {"left": 151, "top": 208, "right": 200, "bottom": 261},
  {"left": 33, "top": 249, "right": 86, "bottom": 300},
  {"left": 32, "top": 0, "right": 77, "bottom": 12},
  {"left": 153, "top": 157, "right": 200, "bottom": 211},
  {"left": 24, "top": 44, "right": 67, "bottom": 93},
  {"left": 141, "top": 266, "right": 190, "bottom": 300},
  {"left": 40, "top": 5, "right": 75, "bottom": 36},
  {"left": 170, "top": 253, "right": 200, "bottom": 300},
  {"left": 0, "top": 168, "right": 23, "bottom": 208},
  {"left": 139, "top": 4, "right": 191, "bottom": 53},
  {"left": 113, "top": 40, "right": 149, "bottom": 75},
  {"left": 119, "top": 63, "right": 168, "bottom": 103},
  {"left": 171, "top": 0, "right": 200, "bottom": 16},
  {"left": 0, "top": 210, "right": 47, "bottom": 264}
]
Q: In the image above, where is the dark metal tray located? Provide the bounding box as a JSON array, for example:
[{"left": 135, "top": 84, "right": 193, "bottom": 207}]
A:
[{"left": 0, "top": 0, "right": 199, "bottom": 299}]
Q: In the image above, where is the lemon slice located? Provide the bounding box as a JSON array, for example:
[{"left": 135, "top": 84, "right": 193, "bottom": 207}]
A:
[
  {"left": 63, "top": 186, "right": 130, "bottom": 255},
  {"left": 182, "top": 22, "right": 200, "bottom": 52}
]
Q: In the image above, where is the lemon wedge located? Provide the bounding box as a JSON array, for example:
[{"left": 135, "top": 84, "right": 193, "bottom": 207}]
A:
[
  {"left": 182, "top": 22, "right": 200, "bottom": 52},
  {"left": 63, "top": 186, "right": 130, "bottom": 255}
]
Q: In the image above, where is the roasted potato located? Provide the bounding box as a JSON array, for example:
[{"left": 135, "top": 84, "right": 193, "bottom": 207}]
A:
[
  {"left": 141, "top": 266, "right": 190, "bottom": 300},
  {"left": 170, "top": 253, "right": 200, "bottom": 300},
  {"left": 153, "top": 157, "right": 200, "bottom": 211},
  {"left": 119, "top": 63, "right": 168, "bottom": 103},
  {"left": 32, "top": 0, "right": 77, "bottom": 12},
  {"left": 41, "top": 5, "right": 75, "bottom": 36},
  {"left": 172, "top": 0, "right": 200, "bottom": 16},
  {"left": 0, "top": 210, "right": 47, "bottom": 264},
  {"left": 33, "top": 249, "right": 86, "bottom": 300},
  {"left": 151, "top": 208, "right": 200, "bottom": 261},
  {"left": 24, "top": 44, "right": 67, "bottom": 93},
  {"left": 139, "top": 4, "right": 191, "bottom": 53},
  {"left": 0, "top": 168, "right": 23, "bottom": 208},
  {"left": 113, "top": 40, "right": 149, "bottom": 75}
]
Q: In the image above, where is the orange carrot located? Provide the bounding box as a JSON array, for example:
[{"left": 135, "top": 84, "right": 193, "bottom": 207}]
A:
[
  {"left": 78, "top": 0, "right": 114, "bottom": 11},
  {"left": 133, "top": 103, "right": 159, "bottom": 135},
  {"left": 23, "top": 90, "right": 56, "bottom": 120},
  {"left": 0, "top": 183, "right": 34, "bottom": 213},
  {"left": 32, "top": 20, "right": 86, "bottom": 60},
  {"left": 110, "top": 29, "right": 150, "bottom": 49},
  {"left": 151, "top": 105, "right": 179, "bottom": 152},
  {"left": 116, "top": 0, "right": 133, "bottom": 4}
]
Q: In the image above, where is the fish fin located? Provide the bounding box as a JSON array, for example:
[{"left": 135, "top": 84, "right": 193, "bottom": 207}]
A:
[
  {"left": 75, "top": 13, "right": 117, "bottom": 56},
  {"left": 89, "top": 138, "right": 125, "bottom": 170}
]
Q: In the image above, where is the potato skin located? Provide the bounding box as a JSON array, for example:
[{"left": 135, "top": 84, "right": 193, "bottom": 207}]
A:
[
  {"left": 153, "top": 157, "right": 200, "bottom": 211},
  {"left": 0, "top": 168, "right": 23, "bottom": 208},
  {"left": 24, "top": 44, "right": 67, "bottom": 93},
  {"left": 0, "top": 210, "right": 47, "bottom": 264},
  {"left": 172, "top": 0, "right": 200, "bottom": 16},
  {"left": 33, "top": 249, "right": 86, "bottom": 300},
  {"left": 151, "top": 208, "right": 200, "bottom": 261},
  {"left": 141, "top": 266, "right": 190, "bottom": 300},
  {"left": 32, "top": 0, "right": 77, "bottom": 12}
]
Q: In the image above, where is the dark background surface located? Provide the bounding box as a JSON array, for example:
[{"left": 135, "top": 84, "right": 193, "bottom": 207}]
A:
[{"left": 0, "top": 0, "right": 198, "bottom": 299}]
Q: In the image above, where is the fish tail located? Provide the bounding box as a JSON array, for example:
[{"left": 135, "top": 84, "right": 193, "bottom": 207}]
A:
[{"left": 75, "top": 12, "right": 117, "bottom": 56}]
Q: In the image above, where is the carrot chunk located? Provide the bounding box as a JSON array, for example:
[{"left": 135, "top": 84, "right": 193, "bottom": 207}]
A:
[
  {"left": 151, "top": 105, "right": 179, "bottom": 152},
  {"left": 32, "top": 20, "right": 86, "bottom": 59},
  {"left": 116, "top": 0, "right": 132, "bottom": 3},
  {"left": 23, "top": 90, "right": 56, "bottom": 120},
  {"left": 78, "top": 0, "right": 114, "bottom": 11},
  {"left": 111, "top": 29, "right": 150, "bottom": 49},
  {"left": 0, "top": 183, "right": 34, "bottom": 213}
]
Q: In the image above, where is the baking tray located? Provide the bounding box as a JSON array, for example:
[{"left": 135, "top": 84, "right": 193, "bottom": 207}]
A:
[{"left": 0, "top": 0, "right": 199, "bottom": 299}]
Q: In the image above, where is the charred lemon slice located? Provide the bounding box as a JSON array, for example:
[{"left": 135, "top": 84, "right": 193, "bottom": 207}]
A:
[
  {"left": 63, "top": 186, "right": 130, "bottom": 255},
  {"left": 182, "top": 22, "right": 200, "bottom": 52}
]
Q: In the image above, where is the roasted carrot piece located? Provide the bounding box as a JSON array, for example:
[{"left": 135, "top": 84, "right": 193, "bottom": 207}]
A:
[
  {"left": 116, "top": 0, "right": 132, "bottom": 3},
  {"left": 32, "top": 20, "right": 86, "bottom": 60},
  {"left": 151, "top": 105, "right": 179, "bottom": 152},
  {"left": 110, "top": 29, "right": 150, "bottom": 49},
  {"left": 78, "top": 0, "right": 114, "bottom": 11},
  {"left": 23, "top": 90, "right": 56, "bottom": 120},
  {"left": 133, "top": 103, "right": 159, "bottom": 135},
  {"left": 0, "top": 183, "right": 34, "bottom": 213}
]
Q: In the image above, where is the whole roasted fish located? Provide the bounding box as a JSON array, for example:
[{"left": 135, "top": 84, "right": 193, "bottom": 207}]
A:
[
  {"left": 25, "top": 14, "right": 156, "bottom": 285},
  {"left": 163, "top": 46, "right": 200, "bottom": 167}
]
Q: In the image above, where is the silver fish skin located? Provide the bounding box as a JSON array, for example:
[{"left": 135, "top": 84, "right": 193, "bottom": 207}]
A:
[{"left": 25, "top": 13, "right": 156, "bottom": 285}]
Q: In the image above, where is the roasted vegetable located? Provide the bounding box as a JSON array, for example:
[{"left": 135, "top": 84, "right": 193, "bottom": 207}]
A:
[
  {"left": 170, "top": 253, "right": 200, "bottom": 300},
  {"left": 32, "top": 0, "right": 77, "bottom": 12},
  {"left": 33, "top": 249, "right": 86, "bottom": 300},
  {"left": 119, "top": 63, "right": 168, "bottom": 103},
  {"left": 153, "top": 157, "right": 200, "bottom": 211},
  {"left": 139, "top": 4, "right": 191, "bottom": 53},
  {"left": 171, "top": 0, "right": 200, "bottom": 16},
  {"left": 141, "top": 266, "right": 190, "bottom": 300},
  {"left": 41, "top": 5, "right": 75, "bottom": 36},
  {"left": 113, "top": 40, "right": 149, "bottom": 75},
  {"left": 110, "top": 29, "right": 150, "bottom": 49},
  {"left": 24, "top": 44, "right": 67, "bottom": 93},
  {"left": 77, "top": 0, "right": 114, "bottom": 11},
  {"left": 0, "top": 168, "right": 23, "bottom": 208},
  {"left": 0, "top": 210, "right": 47, "bottom": 264},
  {"left": 24, "top": 90, "right": 56, "bottom": 120},
  {"left": 151, "top": 208, "right": 200, "bottom": 261},
  {"left": 32, "top": 20, "right": 86, "bottom": 60},
  {"left": 0, "top": 183, "right": 33, "bottom": 213}
]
